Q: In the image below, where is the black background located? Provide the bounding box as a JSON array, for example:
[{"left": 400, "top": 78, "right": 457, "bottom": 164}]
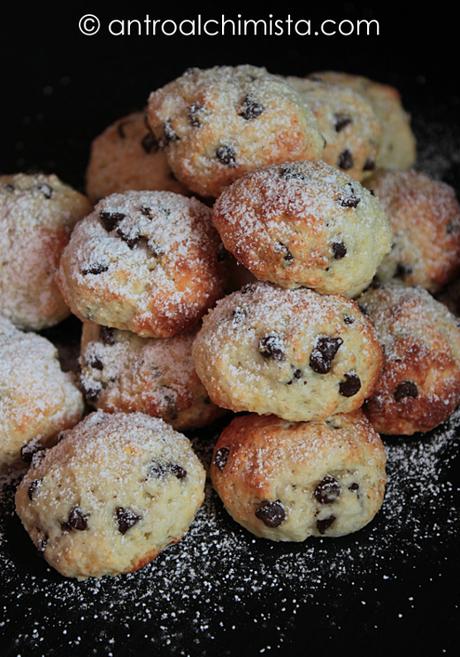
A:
[{"left": 0, "top": 3, "right": 459, "bottom": 657}]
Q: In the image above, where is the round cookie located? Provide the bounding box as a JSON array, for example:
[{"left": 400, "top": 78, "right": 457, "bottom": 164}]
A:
[
  {"left": 86, "top": 111, "right": 187, "bottom": 202},
  {"left": 0, "top": 173, "right": 92, "bottom": 330},
  {"left": 212, "top": 161, "right": 392, "bottom": 297},
  {"left": 359, "top": 283, "right": 460, "bottom": 435},
  {"left": 192, "top": 282, "right": 383, "bottom": 421},
  {"left": 147, "top": 65, "right": 325, "bottom": 198},
  {"left": 80, "top": 321, "right": 224, "bottom": 430},
  {"left": 0, "top": 316, "right": 84, "bottom": 472},
  {"left": 287, "top": 77, "right": 381, "bottom": 180},
  {"left": 57, "top": 191, "right": 225, "bottom": 338},
  {"left": 15, "top": 412, "right": 206, "bottom": 579},
  {"left": 310, "top": 71, "right": 416, "bottom": 170},
  {"left": 367, "top": 170, "right": 460, "bottom": 292},
  {"left": 211, "top": 411, "right": 386, "bottom": 541}
]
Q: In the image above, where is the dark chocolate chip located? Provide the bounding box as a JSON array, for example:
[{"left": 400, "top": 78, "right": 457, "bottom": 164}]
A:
[
  {"left": 394, "top": 381, "right": 418, "bottom": 402},
  {"left": 316, "top": 515, "right": 336, "bottom": 534},
  {"left": 141, "top": 132, "right": 160, "bottom": 154},
  {"left": 232, "top": 307, "right": 247, "bottom": 325},
  {"left": 116, "top": 506, "right": 141, "bottom": 534},
  {"left": 188, "top": 103, "right": 204, "bottom": 128},
  {"left": 81, "top": 263, "right": 109, "bottom": 276},
  {"left": 309, "top": 336, "right": 343, "bottom": 374},
  {"left": 338, "top": 184, "right": 361, "bottom": 208},
  {"left": 214, "top": 447, "right": 230, "bottom": 471},
  {"left": 99, "top": 211, "right": 125, "bottom": 232},
  {"left": 349, "top": 482, "right": 360, "bottom": 492},
  {"left": 239, "top": 95, "right": 265, "bottom": 120},
  {"left": 80, "top": 379, "right": 101, "bottom": 403},
  {"left": 343, "top": 316, "right": 355, "bottom": 325},
  {"left": 116, "top": 226, "right": 140, "bottom": 248},
  {"left": 216, "top": 145, "right": 237, "bottom": 167},
  {"left": 255, "top": 500, "right": 286, "bottom": 528},
  {"left": 337, "top": 149, "right": 354, "bottom": 170},
  {"left": 396, "top": 263, "right": 413, "bottom": 278},
  {"left": 334, "top": 114, "right": 352, "bottom": 132},
  {"left": 275, "top": 242, "right": 294, "bottom": 262},
  {"left": 148, "top": 461, "right": 167, "bottom": 478},
  {"left": 169, "top": 464, "right": 187, "bottom": 480},
  {"left": 339, "top": 372, "right": 361, "bottom": 397},
  {"left": 100, "top": 326, "right": 115, "bottom": 345},
  {"left": 314, "top": 476, "right": 341, "bottom": 504},
  {"left": 62, "top": 506, "right": 89, "bottom": 531},
  {"left": 279, "top": 164, "right": 306, "bottom": 181},
  {"left": 38, "top": 183, "right": 53, "bottom": 199},
  {"left": 21, "top": 440, "right": 45, "bottom": 464},
  {"left": 369, "top": 189, "right": 376, "bottom": 196},
  {"left": 140, "top": 206, "right": 154, "bottom": 218},
  {"left": 363, "top": 158, "right": 376, "bottom": 171},
  {"left": 240, "top": 282, "right": 257, "bottom": 294},
  {"left": 258, "top": 333, "right": 286, "bottom": 362},
  {"left": 88, "top": 355, "right": 103, "bottom": 370},
  {"left": 331, "top": 241, "right": 347, "bottom": 260},
  {"left": 163, "top": 120, "right": 179, "bottom": 144},
  {"left": 28, "top": 479, "right": 42, "bottom": 501}
]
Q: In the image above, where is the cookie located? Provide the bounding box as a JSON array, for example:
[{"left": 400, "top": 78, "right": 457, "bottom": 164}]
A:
[
  {"left": 0, "top": 316, "right": 84, "bottom": 472},
  {"left": 359, "top": 283, "right": 460, "bottom": 435},
  {"left": 366, "top": 170, "right": 460, "bottom": 292},
  {"left": 287, "top": 77, "right": 381, "bottom": 180},
  {"left": 310, "top": 71, "right": 416, "bottom": 169},
  {"left": 15, "top": 411, "right": 206, "bottom": 579},
  {"left": 86, "top": 111, "right": 187, "bottom": 201},
  {"left": 80, "top": 321, "right": 224, "bottom": 430},
  {"left": 147, "top": 65, "right": 324, "bottom": 198},
  {"left": 211, "top": 411, "right": 386, "bottom": 541},
  {"left": 212, "top": 161, "right": 392, "bottom": 297},
  {"left": 192, "top": 282, "right": 383, "bottom": 421},
  {"left": 0, "top": 173, "right": 91, "bottom": 330},
  {"left": 57, "top": 191, "right": 225, "bottom": 337}
]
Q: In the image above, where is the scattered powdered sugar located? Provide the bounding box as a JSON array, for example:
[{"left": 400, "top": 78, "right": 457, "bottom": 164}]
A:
[{"left": 0, "top": 408, "right": 458, "bottom": 655}]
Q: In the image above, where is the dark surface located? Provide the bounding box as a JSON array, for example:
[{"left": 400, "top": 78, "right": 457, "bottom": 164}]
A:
[{"left": 0, "top": 4, "right": 459, "bottom": 657}]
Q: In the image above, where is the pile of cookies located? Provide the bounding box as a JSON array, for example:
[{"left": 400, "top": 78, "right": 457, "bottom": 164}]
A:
[{"left": 1, "top": 66, "right": 459, "bottom": 580}]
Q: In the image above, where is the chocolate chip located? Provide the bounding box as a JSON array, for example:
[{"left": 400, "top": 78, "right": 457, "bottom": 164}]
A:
[
  {"left": 141, "top": 132, "right": 160, "bottom": 154},
  {"left": 100, "top": 211, "right": 125, "bottom": 232},
  {"left": 363, "top": 158, "right": 376, "bottom": 171},
  {"left": 314, "top": 476, "right": 341, "bottom": 504},
  {"left": 331, "top": 241, "right": 347, "bottom": 259},
  {"left": 369, "top": 189, "right": 376, "bottom": 196},
  {"left": 21, "top": 440, "right": 45, "bottom": 464},
  {"left": 216, "top": 145, "right": 237, "bottom": 167},
  {"left": 100, "top": 326, "right": 115, "bottom": 345},
  {"left": 163, "top": 120, "right": 179, "bottom": 144},
  {"left": 214, "top": 447, "right": 230, "bottom": 471},
  {"left": 338, "top": 184, "right": 361, "bottom": 208},
  {"left": 116, "top": 226, "right": 140, "bottom": 248},
  {"left": 117, "top": 120, "right": 129, "bottom": 139},
  {"left": 80, "top": 379, "right": 101, "bottom": 403},
  {"left": 337, "top": 149, "right": 354, "bottom": 170},
  {"left": 140, "top": 206, "right": 154, "bottom": 218},
  {"left": 394, "top": 381, "right": 418, "bottom": 402},
  {"left": 241, "top": 283, "right": 256, "bottom": 295},
  {"left": 81, "top": 263, "right": 109, "bottom": 276},
  {"left": 239, "top": 95, "right": 265, "bottom": 120},
  {"left": 38, "top": 183, "right": 53, "bottom": 199},
  {"left": 293, "top": 368, "right": 302, "bottom": 379},
  {"left": 396, "top": 263, "right": 413, "bottom": 278},
  {"left": 188, "top": 103, "right": 204, "bottom": 127},
  {"left": 349, "top": 482, "right": 360, "bottom": 492},
  {"left": 28, "top": 479, "right": 42, "bottom": 501},
  {"left": 255, "top": 500, "right": 286, "bottom": 528},
  {"left": 62, "top": 506, "right": 89, "bottom": 531},
  {"left": 232, "top": 307, "right": 246, "bottom": 325},
  {"left": 88, "top": 355, "right": 103, "bottom": 370},
  {"left": 343, "top": 316, "right": 354, "bottom": 325},
  {"left": 316, "top": 515, "right": 336, "bottom": 534},
  {"left": 339, "top": 372, "right": 361, "bottom": 397},
  {"left": 309, "top": 336, "right": 343, "bottom": 374},
  {"left": 148, "top": 461, "right": 185, "bottom": 479},
  {"left": 258, "top": 333, "right": 286, "bottom": 361},
  {"left": 116, "top": 506, "right": 141, "bottom": 534},
  {"left": 279, "top": 164, "right": 306, "bottom": 181},
  {"left": 275, "top": 242, "right": 294, "bottom": 262},
  {"left": 334, "top": 114, "right": 352, "bottom": 132},
  {"left": 170, "top": 464, "right": 187, "bottom": 480}
]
